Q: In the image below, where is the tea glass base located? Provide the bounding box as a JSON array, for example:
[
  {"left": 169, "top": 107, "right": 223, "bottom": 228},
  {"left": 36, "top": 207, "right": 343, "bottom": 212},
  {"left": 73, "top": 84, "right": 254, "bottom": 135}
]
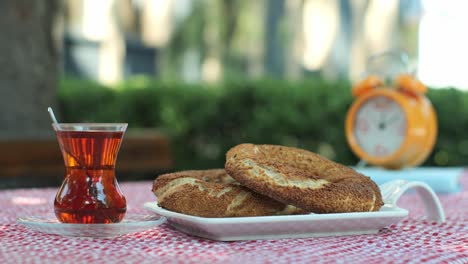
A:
[{"left": 17, "top": 214, "right": 166, "bottom": 238}]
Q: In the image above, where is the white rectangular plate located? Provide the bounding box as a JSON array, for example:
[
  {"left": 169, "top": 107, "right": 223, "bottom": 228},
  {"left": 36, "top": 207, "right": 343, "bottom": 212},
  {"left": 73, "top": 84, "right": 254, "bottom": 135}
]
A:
[{"left": 144, "top": 202, "right": 408, "bottom": 241}]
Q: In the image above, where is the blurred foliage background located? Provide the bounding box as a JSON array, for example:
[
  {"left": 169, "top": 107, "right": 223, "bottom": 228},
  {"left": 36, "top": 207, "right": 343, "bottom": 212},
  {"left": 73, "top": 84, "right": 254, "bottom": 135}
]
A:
[{"left": 59, "top": 78, "right": 467, "bottom": 169}]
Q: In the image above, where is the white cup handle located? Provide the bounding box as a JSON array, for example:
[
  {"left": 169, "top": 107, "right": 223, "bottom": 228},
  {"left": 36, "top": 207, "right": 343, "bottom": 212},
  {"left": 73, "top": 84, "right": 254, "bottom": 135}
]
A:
[{"left": 379, "top": 180, "right": 445, "bottom": 222}]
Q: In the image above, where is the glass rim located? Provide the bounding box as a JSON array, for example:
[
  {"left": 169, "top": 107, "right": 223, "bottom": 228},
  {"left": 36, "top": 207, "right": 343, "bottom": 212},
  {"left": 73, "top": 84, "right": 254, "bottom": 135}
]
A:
[{"left": 52, "top": 123, "right": 128, "bottom": 132}]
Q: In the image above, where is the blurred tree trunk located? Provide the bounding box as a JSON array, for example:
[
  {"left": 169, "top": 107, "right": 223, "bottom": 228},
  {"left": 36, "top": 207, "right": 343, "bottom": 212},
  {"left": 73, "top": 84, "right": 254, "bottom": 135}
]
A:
[
  {"left": 264, "top": 0, "right": 285, "bottom": 77},
  {"left": 220, "top": 0, "right": 239, "bottom": 75},
  {"left": 0, "top": 0, "right": 60, "bottom": 139}
]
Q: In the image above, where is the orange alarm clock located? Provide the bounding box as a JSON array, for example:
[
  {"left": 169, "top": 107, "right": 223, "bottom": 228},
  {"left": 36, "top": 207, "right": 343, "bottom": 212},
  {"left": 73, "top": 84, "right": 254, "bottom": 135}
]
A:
[{"left": 345, "top": 73, "right": 437, "bottom": 169}]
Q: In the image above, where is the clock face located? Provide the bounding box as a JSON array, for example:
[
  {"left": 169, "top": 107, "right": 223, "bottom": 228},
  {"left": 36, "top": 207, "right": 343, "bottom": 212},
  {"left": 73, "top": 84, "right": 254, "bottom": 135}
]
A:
[{"left": 353, "top": 96, "right": 407, "bottom": 157}]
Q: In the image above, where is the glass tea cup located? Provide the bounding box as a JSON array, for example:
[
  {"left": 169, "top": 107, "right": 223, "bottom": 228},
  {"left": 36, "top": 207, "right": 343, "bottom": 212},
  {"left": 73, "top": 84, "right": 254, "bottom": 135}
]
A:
[{"left": 52, "top": 123, "right": 128, "bottom": 224}]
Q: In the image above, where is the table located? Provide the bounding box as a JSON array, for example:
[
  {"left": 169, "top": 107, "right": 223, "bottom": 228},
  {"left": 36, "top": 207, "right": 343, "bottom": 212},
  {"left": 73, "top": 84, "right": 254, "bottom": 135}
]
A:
[{"left": 1, "top": 174, "right": 467, "bottom": 264}]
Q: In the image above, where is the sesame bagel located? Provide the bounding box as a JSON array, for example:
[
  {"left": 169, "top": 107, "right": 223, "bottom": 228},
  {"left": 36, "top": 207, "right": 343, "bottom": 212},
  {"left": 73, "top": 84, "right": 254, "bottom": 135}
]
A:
[
  {"left": 152, "top": 169, "right": 305, "bottom": 217},
  {"left": 225, "top": 144, "right": 383, "bottom": 213}
]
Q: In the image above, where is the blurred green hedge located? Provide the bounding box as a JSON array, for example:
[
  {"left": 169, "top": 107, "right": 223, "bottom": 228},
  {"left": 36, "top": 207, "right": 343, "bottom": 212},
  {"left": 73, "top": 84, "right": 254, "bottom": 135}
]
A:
[{"left": 58, "top": 78, "right": 468, "bottom": 170}]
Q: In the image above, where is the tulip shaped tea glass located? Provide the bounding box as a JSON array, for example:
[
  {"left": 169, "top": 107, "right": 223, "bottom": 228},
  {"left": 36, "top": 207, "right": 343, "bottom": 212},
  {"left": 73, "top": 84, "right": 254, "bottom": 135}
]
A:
[{"left": 52, "top": 123, "right": 128, "bottom": 224}]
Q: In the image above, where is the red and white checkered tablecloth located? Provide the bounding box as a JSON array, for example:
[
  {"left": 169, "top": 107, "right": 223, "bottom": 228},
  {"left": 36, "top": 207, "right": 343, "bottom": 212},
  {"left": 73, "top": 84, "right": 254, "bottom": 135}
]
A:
[{"left": 1, "top": 173, "right": 467, "bottom": 264}]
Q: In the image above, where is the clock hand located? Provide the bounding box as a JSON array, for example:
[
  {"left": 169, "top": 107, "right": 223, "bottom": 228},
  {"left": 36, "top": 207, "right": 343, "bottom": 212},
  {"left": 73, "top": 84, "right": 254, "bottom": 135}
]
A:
[
  {"left": 377, "top": 111, "right": 387, "bottom": 130},
  {"left": 385, "top": 114, "right": 401, "bottom": 126},
  {"left": 366, "top": 110, "right": 389, "bottom": 128},
  {"left": 379, "top": 111, "right": 385, "bottom": 123}
]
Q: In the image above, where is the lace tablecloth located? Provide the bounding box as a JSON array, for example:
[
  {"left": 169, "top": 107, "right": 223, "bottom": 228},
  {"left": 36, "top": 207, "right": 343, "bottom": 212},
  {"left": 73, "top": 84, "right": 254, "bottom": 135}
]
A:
[{"left": 0, "top": 173, "right": 467, "bottom": 264}]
